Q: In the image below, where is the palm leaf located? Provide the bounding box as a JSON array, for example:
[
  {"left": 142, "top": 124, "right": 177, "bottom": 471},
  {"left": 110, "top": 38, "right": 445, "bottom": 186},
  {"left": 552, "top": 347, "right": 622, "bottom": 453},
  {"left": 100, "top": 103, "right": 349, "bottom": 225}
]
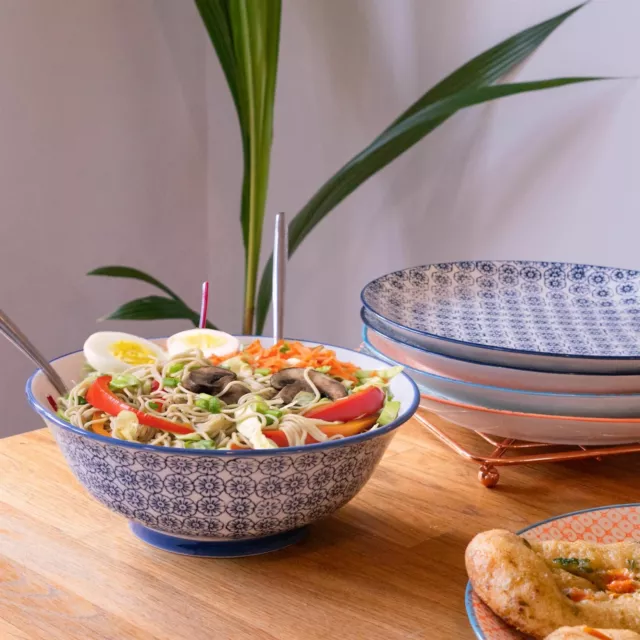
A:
[
  {"left": 295, "top": 78, "right": 600, "bottom": 250},
  {"left": 88, "top": 266, "right": 184, "bottom": 302},
  {"left": 385, "top": 2, "right": 587, "bottom": 129},
  {"left": 194, "top": 0, "right": 241, "bottom": 117},
  {"left": 88, "top": 266, "right": 217, "bottom": 328},
  {"left": 253, "top": 2, "right": 595, "bottom": 333},
  {"left": 102, "top": 295, "right": 217, "bottom": 328},
  {"left": 196, "top": 0, "right": 281, "bottom": 332}
]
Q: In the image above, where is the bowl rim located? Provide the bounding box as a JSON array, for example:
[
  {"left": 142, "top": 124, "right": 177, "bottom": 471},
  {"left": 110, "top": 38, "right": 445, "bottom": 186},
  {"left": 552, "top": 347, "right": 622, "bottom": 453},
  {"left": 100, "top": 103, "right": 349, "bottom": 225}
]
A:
[
  {"left": 26, "top": 335, "right": 420, "bottom": 457},
  {"left": 363, "top": 327, "right": 640, "bottom": 400},
  {"left": 419, "top": 390, "right": 640, "bottom": 423},
  {"left": 360, "top": 260, "right": 640, "bottom": 363}
]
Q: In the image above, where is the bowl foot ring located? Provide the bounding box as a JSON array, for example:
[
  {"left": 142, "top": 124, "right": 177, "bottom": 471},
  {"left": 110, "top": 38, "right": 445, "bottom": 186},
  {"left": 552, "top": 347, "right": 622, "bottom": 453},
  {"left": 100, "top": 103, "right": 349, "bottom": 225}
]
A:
[{"left": 129, "top": 522, "right": 309, "bottom": 558}]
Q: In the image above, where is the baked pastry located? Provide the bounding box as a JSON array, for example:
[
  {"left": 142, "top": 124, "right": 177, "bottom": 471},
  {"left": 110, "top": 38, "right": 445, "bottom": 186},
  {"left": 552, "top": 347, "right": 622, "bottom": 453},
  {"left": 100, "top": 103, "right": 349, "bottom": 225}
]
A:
[
  {"left": 546, "top": 627, "right": 640, "bottom": 639},
  {"left": 466, "top": 530, "right": 640, "bottom": 638}
]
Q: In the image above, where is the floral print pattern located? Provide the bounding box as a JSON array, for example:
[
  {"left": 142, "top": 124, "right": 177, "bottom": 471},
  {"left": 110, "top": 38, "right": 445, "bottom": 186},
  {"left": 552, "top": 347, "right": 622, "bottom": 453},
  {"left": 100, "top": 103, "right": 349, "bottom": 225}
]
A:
[
  {"left": 363, "top": 261, "right": 640, "bottom": 356},
  {"left": 51, "top": 422, "right": 392, "bottom": 541}
]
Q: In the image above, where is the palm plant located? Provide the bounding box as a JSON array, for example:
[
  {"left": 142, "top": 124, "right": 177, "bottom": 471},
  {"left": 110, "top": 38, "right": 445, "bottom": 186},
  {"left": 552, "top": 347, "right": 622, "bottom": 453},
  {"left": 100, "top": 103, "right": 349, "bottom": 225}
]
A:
[{"left": 89, "top": 1, "right": 600, "bottom": 335}]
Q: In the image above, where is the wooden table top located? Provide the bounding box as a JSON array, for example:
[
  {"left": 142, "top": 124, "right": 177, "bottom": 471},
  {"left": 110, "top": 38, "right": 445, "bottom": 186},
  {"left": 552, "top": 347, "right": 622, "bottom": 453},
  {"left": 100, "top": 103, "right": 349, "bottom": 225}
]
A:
[{"left": 2, "top": 421, "right": 640, "bottom": 640}]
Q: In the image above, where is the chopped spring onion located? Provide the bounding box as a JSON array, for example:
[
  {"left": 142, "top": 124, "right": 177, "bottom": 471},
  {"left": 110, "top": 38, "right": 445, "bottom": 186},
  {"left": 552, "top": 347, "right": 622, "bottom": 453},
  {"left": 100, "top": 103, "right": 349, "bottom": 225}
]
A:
[
  {"left": 109, "top": 373, "right": 140, "bottom": 390},
  {"left": 195, "top": 394, "right": 222, "bottom": 413},
  {"left": 176, "top": 432, "right": 203, "bottom": 442},
  {"left": 162, "top": 377, "right": 179, "bottom": 388},
  {"left": 254, "top": 401, "right": 271, "bottom": 415},
  {"left": 167, "top": 362, "right": 185, "bottom": 375},
  {"left": 264, "top": 408, "right": 283, "bottom": 425},
  {"left": 186, "top": 440, "right": 216, "bottom": 449},
  {"left": 553, "top": 557, "right": 593, "bottom": 573}
]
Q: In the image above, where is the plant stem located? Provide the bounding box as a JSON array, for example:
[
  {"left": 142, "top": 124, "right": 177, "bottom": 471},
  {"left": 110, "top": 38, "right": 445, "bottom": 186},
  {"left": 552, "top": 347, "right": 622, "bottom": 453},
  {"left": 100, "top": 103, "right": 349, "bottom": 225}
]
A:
[
  {"left": 237, "top": 0, "right": 280, "bottom": 335},
  {"left": 237, "top": 0, "right": 259, "bottom": 334}
]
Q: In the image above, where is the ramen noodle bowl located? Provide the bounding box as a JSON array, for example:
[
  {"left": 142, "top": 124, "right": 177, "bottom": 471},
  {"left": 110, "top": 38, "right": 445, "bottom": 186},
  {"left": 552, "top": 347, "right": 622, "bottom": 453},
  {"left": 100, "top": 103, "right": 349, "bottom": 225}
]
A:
[{"left": 26, "top": 336, "right": 419, "bottom": 556}]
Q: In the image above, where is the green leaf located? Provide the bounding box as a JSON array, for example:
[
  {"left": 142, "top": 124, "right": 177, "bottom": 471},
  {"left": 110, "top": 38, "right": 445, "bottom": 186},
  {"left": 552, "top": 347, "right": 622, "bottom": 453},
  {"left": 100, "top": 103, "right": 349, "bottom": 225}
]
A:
[
  {"left": 295, "top": 77, "right": 600, "bottom": 253},
  {"left": 384, "top": 2, "right": 588, "bottom": 130},
  {"left": 195, "top": 0, "right": 251, "bottom": 250},
  {"left": 87, "top": 266, "right": 183, "bottom": 302},
  {"left": 89, "top": 266, "right": 218, "bottom": 329},
  {"left": 194, "top": 0, "right": 241, "bottom": 118},
  {"left": 102, "top": 295, "right": 218, "bottom": 329},
  {"left": 254, "top": 2, "right": 593, "bottom": 333}
]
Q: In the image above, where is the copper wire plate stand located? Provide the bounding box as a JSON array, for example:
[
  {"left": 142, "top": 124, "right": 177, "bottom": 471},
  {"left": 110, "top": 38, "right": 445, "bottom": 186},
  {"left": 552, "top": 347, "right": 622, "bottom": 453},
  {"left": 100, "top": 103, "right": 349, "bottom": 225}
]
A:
[{"left": 415, "top": 404, "right": 640, "bottom": 488}]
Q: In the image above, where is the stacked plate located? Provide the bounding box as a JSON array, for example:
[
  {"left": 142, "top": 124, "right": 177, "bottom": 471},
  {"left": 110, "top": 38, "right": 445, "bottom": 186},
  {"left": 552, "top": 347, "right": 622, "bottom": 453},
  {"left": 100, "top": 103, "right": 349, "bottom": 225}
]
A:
[{"left": 360, "top": 261, "right": 640, "bottom": 445}]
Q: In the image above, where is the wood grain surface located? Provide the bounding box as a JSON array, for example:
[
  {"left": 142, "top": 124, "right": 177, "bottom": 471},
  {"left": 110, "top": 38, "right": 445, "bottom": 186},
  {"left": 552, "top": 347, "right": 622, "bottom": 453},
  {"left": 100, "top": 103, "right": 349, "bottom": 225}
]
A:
[{"left": 1, "top": 420, "right": 640, "bottom": 640}]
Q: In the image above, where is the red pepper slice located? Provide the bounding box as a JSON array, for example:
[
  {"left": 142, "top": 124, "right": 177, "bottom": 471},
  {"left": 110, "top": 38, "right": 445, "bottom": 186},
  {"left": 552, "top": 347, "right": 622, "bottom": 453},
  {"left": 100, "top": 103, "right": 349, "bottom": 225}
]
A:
[
  {"left": 304, "top": 386, "right": 385, "bottom": 422},
  {"left": 264, "top": 415, "right": 378, "bottom": 447},
  {"left": 263, "top": 430, "right": 289, "bottom": 447},
  {"left": 86, "top": 376, "right": 194, "bottom": 435}
]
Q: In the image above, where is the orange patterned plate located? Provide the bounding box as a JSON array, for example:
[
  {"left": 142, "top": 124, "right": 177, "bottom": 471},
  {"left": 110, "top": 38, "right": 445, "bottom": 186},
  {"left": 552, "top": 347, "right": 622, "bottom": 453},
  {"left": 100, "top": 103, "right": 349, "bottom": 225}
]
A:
[{"left": 465, "top": 504, "right": 640, "bottom": 639}]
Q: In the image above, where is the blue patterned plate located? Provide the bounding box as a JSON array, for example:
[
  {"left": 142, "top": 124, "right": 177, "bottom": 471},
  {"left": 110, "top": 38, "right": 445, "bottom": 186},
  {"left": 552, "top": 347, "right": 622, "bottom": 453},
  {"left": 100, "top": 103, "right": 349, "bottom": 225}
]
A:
[{"left": 361, "top": 261, "right": 640, "bottom": 373}]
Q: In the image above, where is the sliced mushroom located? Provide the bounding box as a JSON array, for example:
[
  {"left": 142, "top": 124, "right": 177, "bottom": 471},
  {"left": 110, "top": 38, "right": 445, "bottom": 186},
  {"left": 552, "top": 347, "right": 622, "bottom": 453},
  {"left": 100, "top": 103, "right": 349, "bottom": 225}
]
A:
[
  {"left": 270, "top": 368, "right": 347, "bottom": 401},
  {"left": 219, "top": 381, "right": 250, "bottom": 405},
  {"left": 276, "top": 381, "right": 310, "bottom": 404},
  {"left": 183, "top": 366, "right": 237, "bottom": 395}
]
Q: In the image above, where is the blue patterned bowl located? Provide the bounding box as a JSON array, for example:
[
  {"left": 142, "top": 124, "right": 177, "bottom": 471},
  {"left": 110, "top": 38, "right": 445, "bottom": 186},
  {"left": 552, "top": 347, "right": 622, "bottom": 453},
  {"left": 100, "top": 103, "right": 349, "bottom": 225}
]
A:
[
  {"left": 362, "top": 261, "right": 640, "bottom": 373},
  {"left": 25, "top": 337, "right": 419, "bottom": 557}
]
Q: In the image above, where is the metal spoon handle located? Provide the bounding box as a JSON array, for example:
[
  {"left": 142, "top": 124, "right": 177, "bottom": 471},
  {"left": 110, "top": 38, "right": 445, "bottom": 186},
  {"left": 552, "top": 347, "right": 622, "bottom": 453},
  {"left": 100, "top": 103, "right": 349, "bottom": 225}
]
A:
[
  {"left": 272, "top": 212, "right": 287, "bottom": 343},
  {"left": 0, "top": 309, "right": 68, "bottom": 396}
]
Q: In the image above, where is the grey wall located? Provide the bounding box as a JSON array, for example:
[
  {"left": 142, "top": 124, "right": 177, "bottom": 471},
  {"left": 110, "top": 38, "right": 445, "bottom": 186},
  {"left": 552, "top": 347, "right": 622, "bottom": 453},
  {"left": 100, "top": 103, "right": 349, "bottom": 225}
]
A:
[
  {"left": 2, "top": 0, "right": 638, "bottom": 436},
  {"left": 0, "top": 0, "right": 209, "bottom": 435}
]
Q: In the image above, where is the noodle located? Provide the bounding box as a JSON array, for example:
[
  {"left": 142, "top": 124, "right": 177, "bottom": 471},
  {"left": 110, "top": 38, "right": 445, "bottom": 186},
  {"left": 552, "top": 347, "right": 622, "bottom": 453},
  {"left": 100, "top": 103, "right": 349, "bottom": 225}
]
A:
[
  {"left": 280, "top": 414, "right": 338, "bottom": 446},
  {"left": 57, "top": 345, "right": 395, "bottom": 450}
]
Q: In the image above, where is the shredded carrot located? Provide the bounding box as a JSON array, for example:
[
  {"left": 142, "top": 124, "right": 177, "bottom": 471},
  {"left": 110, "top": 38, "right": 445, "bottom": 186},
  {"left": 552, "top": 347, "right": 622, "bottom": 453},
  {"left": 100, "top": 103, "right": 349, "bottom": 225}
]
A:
[
  {"left": 209, "top": 351, "right": 240, "bottom": 366},
  {"left": 229, "top": 339, "right": 360, "bottom": 381}
]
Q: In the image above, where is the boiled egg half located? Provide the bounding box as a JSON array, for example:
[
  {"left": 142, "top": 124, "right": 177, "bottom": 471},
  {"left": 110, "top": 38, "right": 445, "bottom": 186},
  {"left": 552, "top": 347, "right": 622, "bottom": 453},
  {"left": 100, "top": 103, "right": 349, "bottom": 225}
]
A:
[
  {"left": 166, "top": 329, "right": 239, "bottom": 360},
  {"left": 84, "top": 332, "right": 166, "bottom": 374}
]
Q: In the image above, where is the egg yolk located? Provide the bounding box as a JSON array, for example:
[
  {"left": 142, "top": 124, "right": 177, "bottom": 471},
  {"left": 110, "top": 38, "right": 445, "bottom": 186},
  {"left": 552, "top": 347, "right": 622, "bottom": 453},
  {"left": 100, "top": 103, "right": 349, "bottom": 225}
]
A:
[
  {"left": 109, "top": 341, "right": 157, "bottom": 365},
  {"left": 179, "top": 334, "right": 227, "bottom": 349}
]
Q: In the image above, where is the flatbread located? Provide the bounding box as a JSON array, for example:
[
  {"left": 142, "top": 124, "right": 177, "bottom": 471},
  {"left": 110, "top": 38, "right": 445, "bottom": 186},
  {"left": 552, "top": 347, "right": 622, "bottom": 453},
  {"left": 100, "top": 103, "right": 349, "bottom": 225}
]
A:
[
  {"left": 546, "top": 627, "right": 640, "bottom": 639},
  {"left": 466, "top": 530, "right": 640, "bottom": 639}
]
